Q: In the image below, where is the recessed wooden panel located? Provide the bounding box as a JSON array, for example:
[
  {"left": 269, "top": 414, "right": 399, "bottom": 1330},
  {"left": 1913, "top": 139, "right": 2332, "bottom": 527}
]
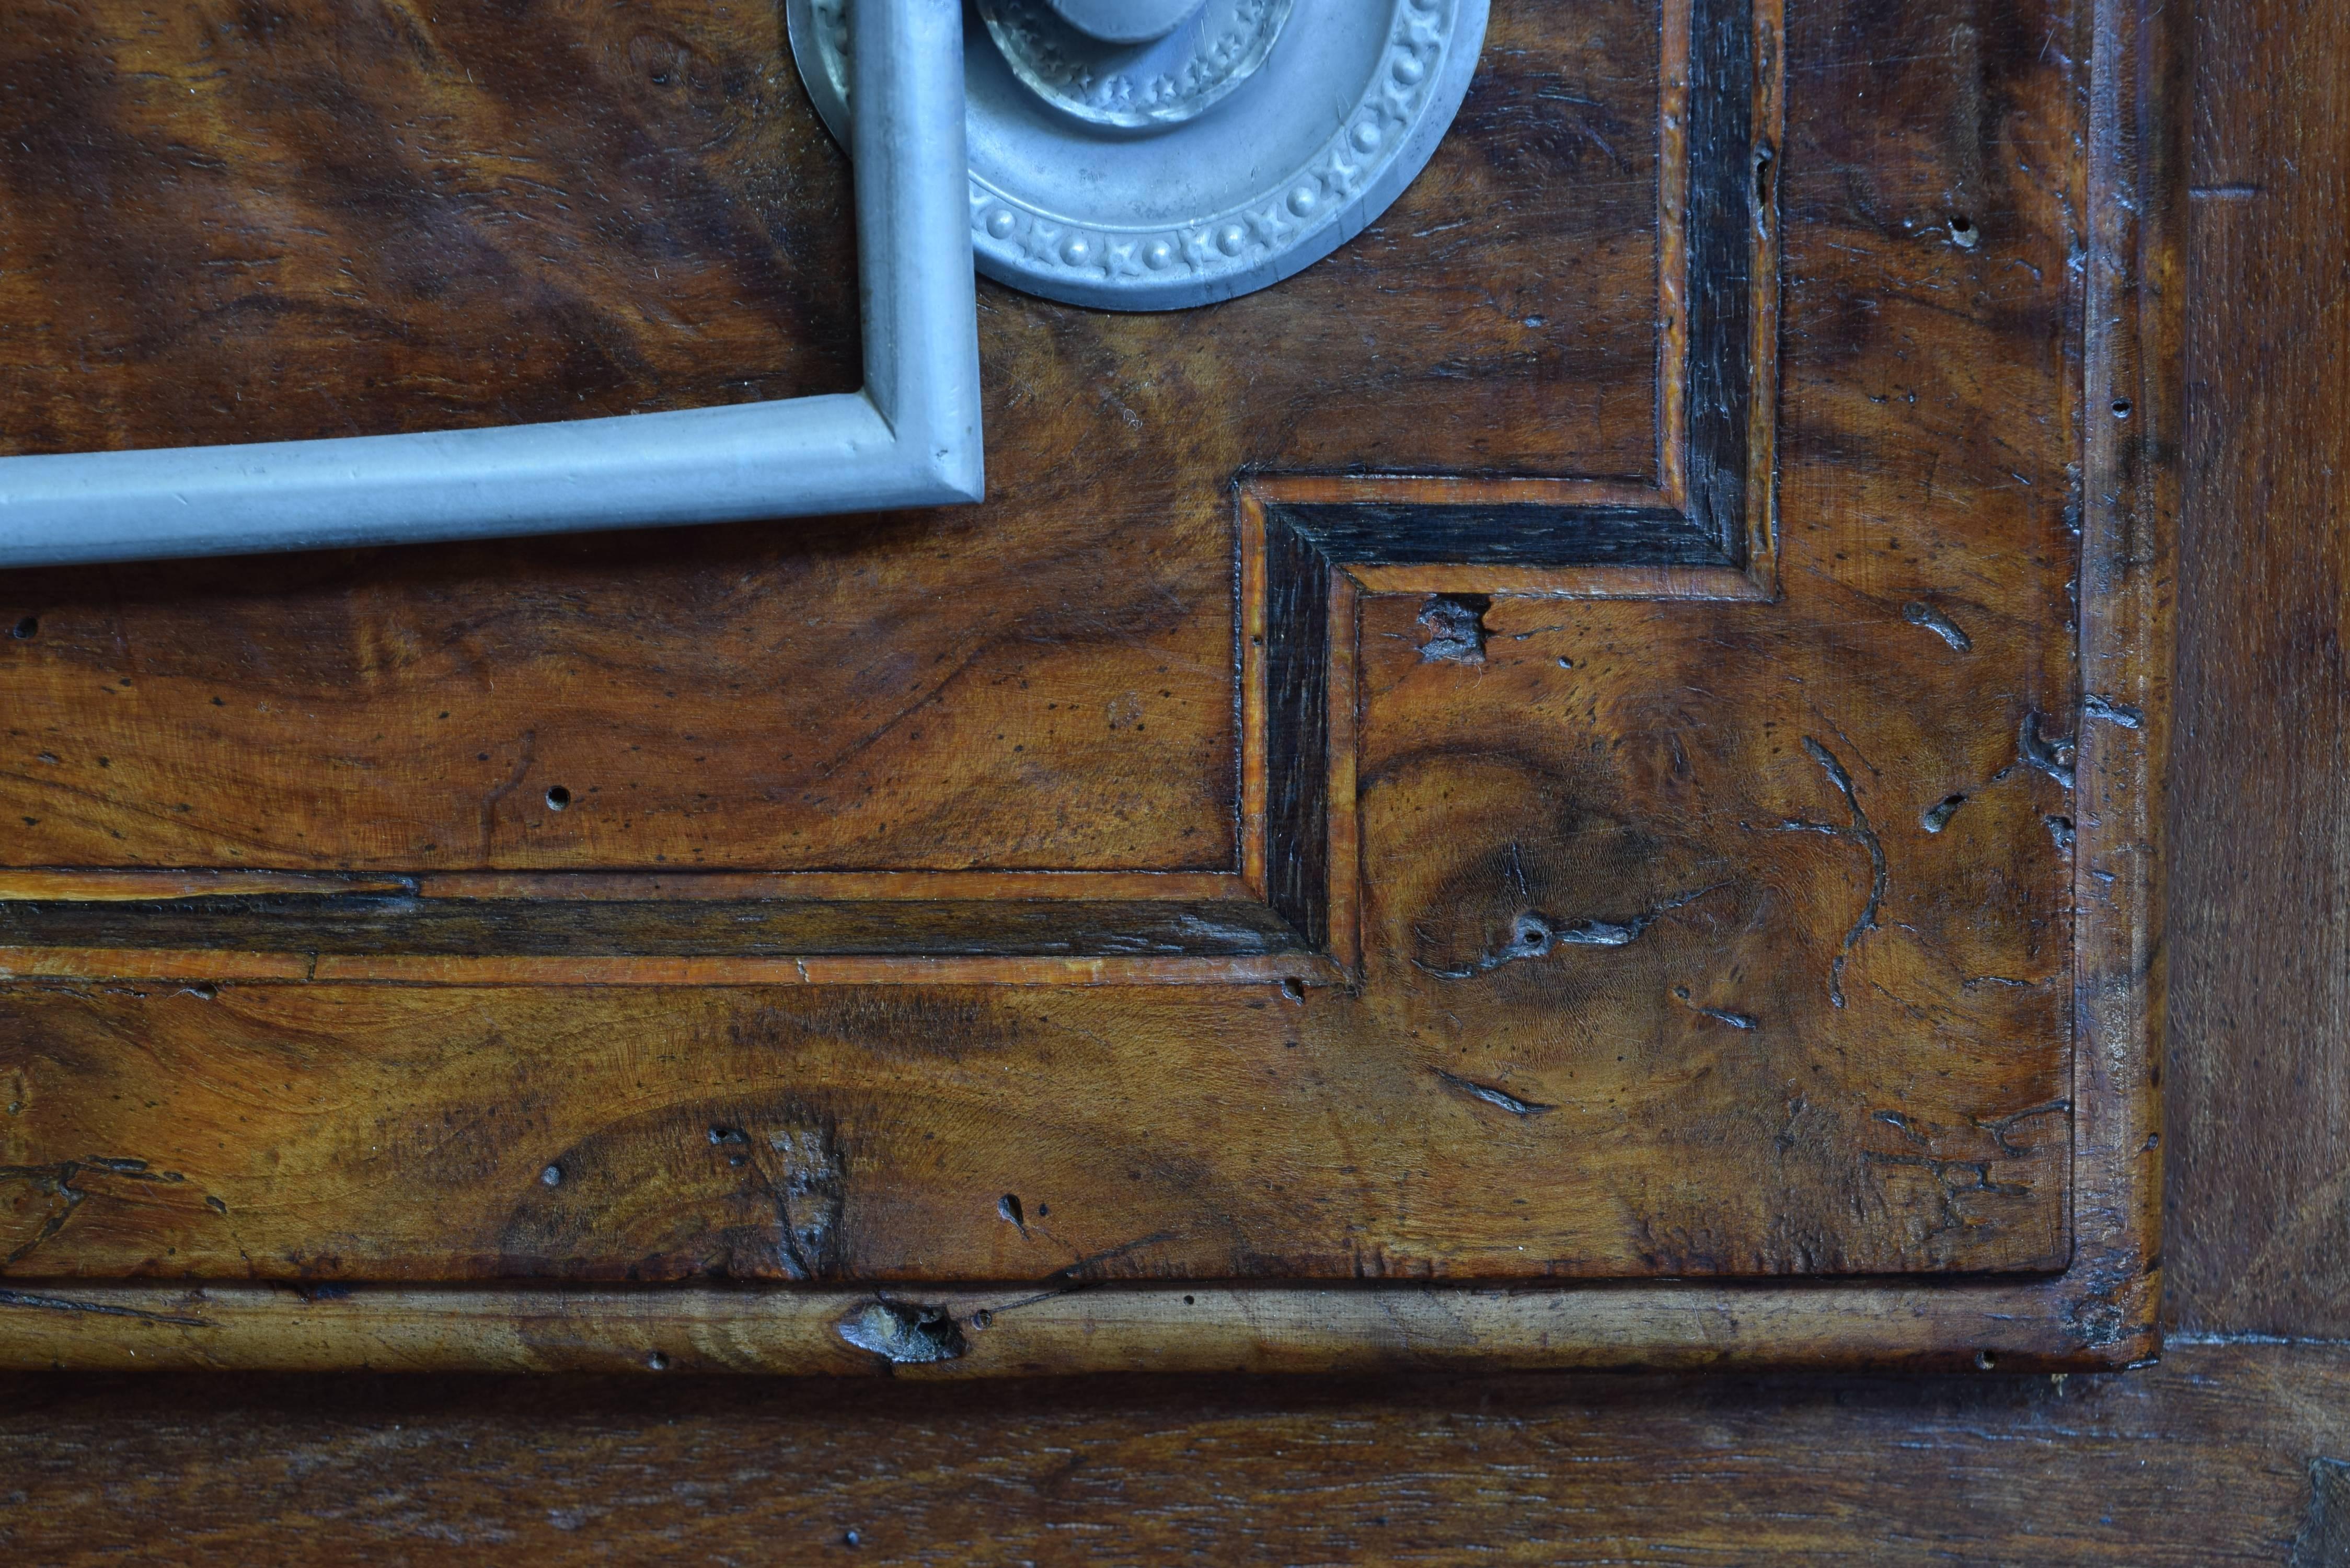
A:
[
  {"left": 0, "top": 522, "right": 1247, "bottom": 871},
  {"left": 0, "top": 0, "right": 1662, "bottom": 873},
  {"left": 0, "top": 0, "right": 2173, "bottom": 1369}
]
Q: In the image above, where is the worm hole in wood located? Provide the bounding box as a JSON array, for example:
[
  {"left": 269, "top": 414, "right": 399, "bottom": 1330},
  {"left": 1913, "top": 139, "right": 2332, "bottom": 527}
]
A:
[{"left": 1417, "top": 594, "right": 1491, "bottom": 663}]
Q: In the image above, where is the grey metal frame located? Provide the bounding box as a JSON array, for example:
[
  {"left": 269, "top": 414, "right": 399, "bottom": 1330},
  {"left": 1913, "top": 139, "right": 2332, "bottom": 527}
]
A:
[{"left": 0, "top": 0, "right": 981, "bottom": 570}]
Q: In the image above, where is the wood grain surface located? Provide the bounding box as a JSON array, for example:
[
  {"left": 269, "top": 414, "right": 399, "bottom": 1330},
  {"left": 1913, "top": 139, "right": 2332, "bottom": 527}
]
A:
[
  {"left": 0, "top": 1342, "right": 2343, "bottom": 1565},
  {"left": 0, "top": 0, "right": 2136, "bottom": 1304},
  {"left": 0, "top": 0, "right": 865, "bottom": 449},
  {"left": 2164, "top": 0, "right": 2350, "bottom": 1341},
  {"left": 0, "top": 0, "right": 2321, "bottom": 1552},
  {"left": 0, "top": 0, "right": 1659, "bottom": 874},
  {"left": 0, "top": 969, "right": 2071, "bottom": 1284}
]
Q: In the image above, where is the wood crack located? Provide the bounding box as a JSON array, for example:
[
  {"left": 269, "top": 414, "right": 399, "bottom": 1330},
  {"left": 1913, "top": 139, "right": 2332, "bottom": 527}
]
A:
[
  {"left": 1431, "top": 1069, "right": 1555, "bottom": 1117},
  {"left": 0, "top": 1157, "right": 185, "bottom": 1267},
  {"left": 1412, "top": 884, "right": 1726, "bottom": 981},
  {"left": 0, "top": 1287, "right": 213, "bottom": 1328},
  {"left": 1783, "top": 737, "right": 1885, "bottom": 1009}
]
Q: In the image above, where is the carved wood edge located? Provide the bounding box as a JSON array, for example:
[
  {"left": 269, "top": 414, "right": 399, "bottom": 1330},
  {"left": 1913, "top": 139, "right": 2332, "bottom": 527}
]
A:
[
  {"left": 2060, "top": 0, "right": 2180, "bottom": 1370},
  {"left": 0, "top": 1275, "right": 2151, "bottom": 1376}
]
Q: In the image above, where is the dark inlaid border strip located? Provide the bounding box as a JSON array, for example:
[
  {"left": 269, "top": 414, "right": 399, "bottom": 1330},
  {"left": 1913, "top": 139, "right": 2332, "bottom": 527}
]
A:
[
  {"left": 1262, "top": 511, "right": 1335, "bottom": 951},
  {"left": 1254, "top": 0, "right": 1769, "bottom": 956},
  {"left": 1686, "top": 0, "right": 1759, "bottom": 556},
  {"left": 0, "top": 896, "right": 1305, "bottom": 960}
]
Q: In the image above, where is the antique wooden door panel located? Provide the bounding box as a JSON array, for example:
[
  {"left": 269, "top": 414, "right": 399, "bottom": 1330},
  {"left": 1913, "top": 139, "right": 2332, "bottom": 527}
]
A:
[{"left": 0, "top": 0, "right": 2170, "bottom": 1370}]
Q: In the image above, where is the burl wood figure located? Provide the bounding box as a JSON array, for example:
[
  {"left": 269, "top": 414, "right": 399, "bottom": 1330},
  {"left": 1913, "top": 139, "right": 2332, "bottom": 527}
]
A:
[{"left": 0, "top": 0, "right": 2172, "bottom": 1373}]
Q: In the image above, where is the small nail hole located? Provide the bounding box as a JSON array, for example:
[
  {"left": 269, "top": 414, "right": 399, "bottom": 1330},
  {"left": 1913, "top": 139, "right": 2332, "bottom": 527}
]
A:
[
  {"left": 541, "top": 1164, "right": 563, "bottom": 1187},
  {"left": 1949, "top": 214, "right": 1980, "bottom": 249},
  {"left": 9, "top": 616, "right": 36, "bottom": 640},
  {"left": 647, "top": 1350, "right": 670, "bottom": 1371},
  {"left": 1280, "top": 976, "right": 1306, "bottom": 1002},
  {"left": 998, "top": 1192, "right": 1024, "bottom": 1228},
  {"left": 545, "top": 785, "right": 571, "bottom": 811},
  {"left": 1975, "top": 1350, "right": 1998, "bottom": 1371},
  {"left": 2111, "top": 399, "right": 2134, "bottom": 418}
]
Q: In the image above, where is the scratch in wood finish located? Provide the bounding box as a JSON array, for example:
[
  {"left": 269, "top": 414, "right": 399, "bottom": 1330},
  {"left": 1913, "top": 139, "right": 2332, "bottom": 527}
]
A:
[
  {"left": 1900, "top": 599, "right": 1973, "bottom": 651},
  {"left": 949, "top": 1231, "right": 1193, "bottom": 1329},
  {"left": 0, "top": 1158, "right": 185, "bottom": 1267},
  {"left": 1431, "top": 1069, "right": 1556, "bottom": 1117},
  {"left": 476, "top": 729, "right": 538, "bottom": 855},
  {"left": 1412, "top": 885, "right": 1726, "bottom": 981},
  {"left": 0, "top": 1287, "right": 213, "bottom": 1328},
  {"left": 1781, "top": 737, "right": 1885, "bottom": 1010},
  {"left": 1864, "top": 1106, "right": 2051, "bottom": 1244},
  {"left": 1673, "top": 985, "right": 1757, "bottom": 1029},
  {"left": 1043, "top": 1230, "right": 1183, "bottom": 1284},
  {"left": 1973, "top": 1100, "right": 2072, "bottom": 1156},
  {"left": 1860, "top": 1147, "right": 2033, "bottom": 1229}
]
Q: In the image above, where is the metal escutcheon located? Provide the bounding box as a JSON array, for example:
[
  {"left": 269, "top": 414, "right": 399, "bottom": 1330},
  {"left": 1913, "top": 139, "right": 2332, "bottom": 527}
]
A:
[{"left": 787, "top": 0, "right": 1490, "bottom": 311}]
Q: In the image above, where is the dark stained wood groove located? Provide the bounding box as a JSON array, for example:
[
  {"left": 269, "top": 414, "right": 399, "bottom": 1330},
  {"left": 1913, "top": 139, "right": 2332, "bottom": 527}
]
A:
[
  {"left": 1260, "top": 507, "right": 1335, "bottom": 953},
  {"left": 1683, "top": 0, "right": 1760, "bottom": 551},
  {"left": 0, "top": 894, "right": 1307, "bottom": 959}
]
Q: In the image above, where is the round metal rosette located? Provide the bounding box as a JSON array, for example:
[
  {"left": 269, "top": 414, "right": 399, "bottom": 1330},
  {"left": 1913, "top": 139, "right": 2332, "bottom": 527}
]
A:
[
  {"left": 786, "top": 0, "right": 1490, "bottom": 312},
  {"left": 979, "top": 0, "right": 1296, "bottom": 130}
]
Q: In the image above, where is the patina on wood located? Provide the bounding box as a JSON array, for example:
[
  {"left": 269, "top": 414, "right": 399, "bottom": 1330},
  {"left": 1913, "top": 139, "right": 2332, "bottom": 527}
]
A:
[
  {"left": 0, "top": 1343, "right": 2340, "bottom": 1564},
  {"left": 0, "top": 0, "right": 2171, "bottom": 1369}
]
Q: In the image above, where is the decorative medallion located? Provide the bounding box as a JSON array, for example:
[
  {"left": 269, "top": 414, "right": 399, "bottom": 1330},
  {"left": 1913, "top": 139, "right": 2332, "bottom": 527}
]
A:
[
  {"left": 786, "top": 0, "right": 1490, "bottom": 310},
  {"left": 977, "top": 0, "right": 1295, "bottom": 129}
]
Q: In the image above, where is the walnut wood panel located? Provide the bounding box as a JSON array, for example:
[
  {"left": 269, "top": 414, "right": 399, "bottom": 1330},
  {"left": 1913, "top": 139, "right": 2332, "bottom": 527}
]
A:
[
  {"left": 0, "top": 0, "right": 2303, "bottom": 1546},
  {"left": 0, "top": 0, "right": 1661, "bottom": 874},
  {"left": 0, "top": 1344, "right": 2343, "bottom": 1564},
  {"left": 0, "top": 1, "right": 866, "bottom": 451},
  {"left": 1353, "top": 586, "right": 2074, "bottom": 1274},
  {"left": 0, "top": 513, "right": 1248, "bottom": 872},
  {"left": 0, "top": 971, "right": 2065, "bottom": 1284},
  {"left": 0, "top": 0, "right": 2172, "bottom": 1364}
]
